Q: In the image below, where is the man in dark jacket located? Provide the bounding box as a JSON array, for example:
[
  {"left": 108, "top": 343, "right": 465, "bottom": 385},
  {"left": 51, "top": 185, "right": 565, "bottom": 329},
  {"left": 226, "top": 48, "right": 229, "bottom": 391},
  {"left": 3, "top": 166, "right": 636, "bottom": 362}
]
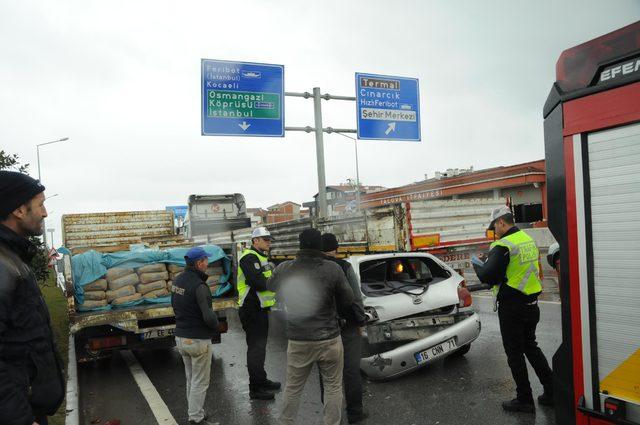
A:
[
  {"left": 171, "top": 246, "right": 219, "bottom": 425},
  {"left": 0, "top": 171, "right": 65, "bottom": 425},
  {"left": 321, "top": 233, "right": 367, "bottom": 424},
  {"left": 268, "top": 228, "right": 354, "bottom": 425}
]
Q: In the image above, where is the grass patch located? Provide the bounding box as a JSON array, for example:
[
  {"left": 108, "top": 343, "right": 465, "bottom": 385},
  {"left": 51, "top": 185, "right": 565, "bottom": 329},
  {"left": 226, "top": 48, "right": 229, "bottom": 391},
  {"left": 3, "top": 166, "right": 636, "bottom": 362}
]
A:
[{"left": 41, "top": 272, "right": 69, "bottom": 425}]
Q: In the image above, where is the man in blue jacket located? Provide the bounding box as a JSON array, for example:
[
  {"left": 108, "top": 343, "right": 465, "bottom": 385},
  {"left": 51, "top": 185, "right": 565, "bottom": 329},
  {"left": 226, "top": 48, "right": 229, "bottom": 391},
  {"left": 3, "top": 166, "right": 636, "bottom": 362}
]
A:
[{"left": 171, "top": 247, "right": 220, "bottom": 425}]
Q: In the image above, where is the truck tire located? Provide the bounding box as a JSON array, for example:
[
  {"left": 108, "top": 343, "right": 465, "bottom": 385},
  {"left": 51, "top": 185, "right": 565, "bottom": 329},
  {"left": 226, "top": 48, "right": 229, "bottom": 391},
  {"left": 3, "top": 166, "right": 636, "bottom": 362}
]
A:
[{"left": 96, "top": 355, "right": 113, "bottom": 369}]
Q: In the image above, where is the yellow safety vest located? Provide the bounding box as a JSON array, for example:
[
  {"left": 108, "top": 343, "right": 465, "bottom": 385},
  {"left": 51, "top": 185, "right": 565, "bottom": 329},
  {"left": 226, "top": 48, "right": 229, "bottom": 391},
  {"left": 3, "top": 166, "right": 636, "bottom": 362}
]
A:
[
  {"left": 237, "top": 249, "right": 276, "bottom": 308},
  {"left": 490, "top": 230, "right": 542, "bottom": 296}
]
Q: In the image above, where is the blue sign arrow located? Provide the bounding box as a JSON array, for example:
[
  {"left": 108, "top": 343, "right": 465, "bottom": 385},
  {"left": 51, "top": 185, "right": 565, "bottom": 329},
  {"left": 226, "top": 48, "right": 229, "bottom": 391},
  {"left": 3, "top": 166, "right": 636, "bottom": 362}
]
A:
[
  {"left": 355, "top": 72, "right": 421, "bottom": 141},
  {"left": 201, "top": 59, "right": 284, "bottom": 137}
]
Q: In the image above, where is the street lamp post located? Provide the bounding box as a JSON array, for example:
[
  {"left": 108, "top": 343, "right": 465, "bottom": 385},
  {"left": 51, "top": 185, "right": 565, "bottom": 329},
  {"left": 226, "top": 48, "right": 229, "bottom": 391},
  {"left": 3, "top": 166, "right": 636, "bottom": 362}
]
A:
[
  {"left": 37, "top": 137, "right": 69, "bottom": 248},
  {"left": 47, "top": 229, "right": 55, "bottom": 249},
  {"left": 332, "top": 132, "right": 362, "bottom": 210}
]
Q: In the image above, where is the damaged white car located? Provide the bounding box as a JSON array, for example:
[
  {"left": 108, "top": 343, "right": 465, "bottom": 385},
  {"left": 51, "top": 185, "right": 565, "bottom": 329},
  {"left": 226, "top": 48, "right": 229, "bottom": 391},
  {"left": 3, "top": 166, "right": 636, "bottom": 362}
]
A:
[{"left": 350, "top": 252, "right": 481, "bottom": 380}]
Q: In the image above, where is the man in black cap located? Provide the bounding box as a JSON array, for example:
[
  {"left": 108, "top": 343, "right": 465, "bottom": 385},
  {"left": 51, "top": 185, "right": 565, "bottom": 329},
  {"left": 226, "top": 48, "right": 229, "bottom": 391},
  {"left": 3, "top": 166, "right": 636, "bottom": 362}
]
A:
[
  {"left": 0, "top": 171, "right": 65, "bottom": 425},
  {"left": 268, "top": 228, "right": 354, "bottom": 425},
  {"left": 320, "top": 233, "right": 367, "bottom": 424}
]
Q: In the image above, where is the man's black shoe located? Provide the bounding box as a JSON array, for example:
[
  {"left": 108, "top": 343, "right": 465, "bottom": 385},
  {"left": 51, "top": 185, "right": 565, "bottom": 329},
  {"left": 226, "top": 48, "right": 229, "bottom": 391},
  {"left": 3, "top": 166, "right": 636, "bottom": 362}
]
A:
[
  {"left": 348, "top": 411, "right": 369, "bottom": 423},
  {"left": 250, "top": 389, "right": 275, "bottom": 400},
  {"left": 538, "top": 392, "right": 554, "bottom": 407},
  {"left": 261, "top": 379, "right": 282, "bottom": 391},
  {"left": 502, "top": 398, "right": 535, "bottom": 413}
]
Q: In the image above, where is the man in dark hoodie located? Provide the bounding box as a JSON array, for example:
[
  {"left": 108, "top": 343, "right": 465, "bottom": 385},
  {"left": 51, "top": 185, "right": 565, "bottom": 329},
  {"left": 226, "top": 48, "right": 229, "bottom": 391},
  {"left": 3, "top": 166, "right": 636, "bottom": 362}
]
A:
[
  {"left": 268, "top": 228, "right": 354, "bottom": 425},
  {"left": 171, "top": 246, "right": 219, "bottom": 425},
  {"left": 0, "top": 171, "right": 65, "bottom": 425},
  {"left": 321, "top": 233, "right": 367, "bottom": 424}
]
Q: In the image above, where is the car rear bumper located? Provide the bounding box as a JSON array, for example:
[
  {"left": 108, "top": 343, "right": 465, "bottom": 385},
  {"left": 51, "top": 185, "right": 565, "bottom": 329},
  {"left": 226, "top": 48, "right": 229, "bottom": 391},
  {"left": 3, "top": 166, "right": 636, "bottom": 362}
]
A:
[{"left": 360, "top": 311, "right": 481, "bottom": 380}]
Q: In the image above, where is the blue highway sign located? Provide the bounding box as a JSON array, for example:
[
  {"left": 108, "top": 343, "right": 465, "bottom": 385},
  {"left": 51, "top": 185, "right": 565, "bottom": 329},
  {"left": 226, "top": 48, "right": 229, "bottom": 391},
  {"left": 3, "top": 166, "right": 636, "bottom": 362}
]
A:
[
  {"left": 355, "top": 72, "right": 421, "bottom": 141},
  {"left": 201, "top": 59, "right": 284, "bottom": 137}
]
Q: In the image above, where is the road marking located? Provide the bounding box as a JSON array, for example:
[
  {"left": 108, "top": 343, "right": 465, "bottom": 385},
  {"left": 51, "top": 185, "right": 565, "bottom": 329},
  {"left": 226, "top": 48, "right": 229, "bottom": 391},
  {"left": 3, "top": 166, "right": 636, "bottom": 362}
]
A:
[{"left": 121, "top": 350, "right": 178, "bottom": 425}]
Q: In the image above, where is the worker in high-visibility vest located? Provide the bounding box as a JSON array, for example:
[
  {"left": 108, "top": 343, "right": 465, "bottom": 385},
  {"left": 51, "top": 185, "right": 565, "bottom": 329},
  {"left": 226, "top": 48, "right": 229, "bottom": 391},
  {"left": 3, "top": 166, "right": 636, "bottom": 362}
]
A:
[
  {"left": 473, "top": 206, "right": 554, "bottom": 413},
  {"left": 237, "top": 226, "right": 280, "bottom": 400}
]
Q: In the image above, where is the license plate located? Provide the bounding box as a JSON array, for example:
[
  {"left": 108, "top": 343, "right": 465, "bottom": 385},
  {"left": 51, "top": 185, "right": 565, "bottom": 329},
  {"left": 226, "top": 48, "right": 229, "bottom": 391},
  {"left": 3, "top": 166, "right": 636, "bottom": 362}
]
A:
[
  {"left": 414, "top": 338, "right": 457, "bottom": 365},
  {"left": 141, "top": 328, "right": 175, "bottom": 340}
]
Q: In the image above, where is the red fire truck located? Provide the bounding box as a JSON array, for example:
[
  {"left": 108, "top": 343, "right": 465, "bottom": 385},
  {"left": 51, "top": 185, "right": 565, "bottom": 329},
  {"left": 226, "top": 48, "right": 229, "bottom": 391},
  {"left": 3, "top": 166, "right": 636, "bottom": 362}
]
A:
[{"left": 544, "top": 21, "right": 640, "bottom": 425}]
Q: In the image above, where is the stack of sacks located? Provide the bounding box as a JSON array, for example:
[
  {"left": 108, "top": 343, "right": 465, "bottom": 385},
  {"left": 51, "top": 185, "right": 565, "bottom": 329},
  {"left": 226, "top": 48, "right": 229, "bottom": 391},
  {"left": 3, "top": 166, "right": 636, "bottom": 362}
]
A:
[
  {"left": 136, "top": 263, "right": 169, "bottom": 300},
  {"left": 167, "top": 264, "right": 185, "bottom": 292},
  {"left": 106, "top": 267, "right": 141, "bottom": 306},
  {"left": 106, "top": 268, "right": 142, "bottom": 306},
  {"left": 206, "top": 262, "right": 224, "bottom": 294},
  {"left": 80, "top": 278, "right": 108, "bottom": 309}
]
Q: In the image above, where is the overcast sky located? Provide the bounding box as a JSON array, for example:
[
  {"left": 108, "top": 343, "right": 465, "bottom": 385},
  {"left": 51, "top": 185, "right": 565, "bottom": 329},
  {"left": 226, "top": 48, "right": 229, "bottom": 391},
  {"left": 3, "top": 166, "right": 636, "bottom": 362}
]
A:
[{"left": 1, "top": 0, "right": 638, "bottom": 246}]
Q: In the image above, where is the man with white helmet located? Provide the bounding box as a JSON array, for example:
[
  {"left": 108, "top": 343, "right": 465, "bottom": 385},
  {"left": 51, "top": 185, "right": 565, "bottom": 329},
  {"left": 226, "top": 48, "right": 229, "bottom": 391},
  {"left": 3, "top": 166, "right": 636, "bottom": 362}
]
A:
[
  {"left": 473, "top": 205, "right": 554, "bottom": 413},
  {"left": 237, "top": 226, "right": 280, "bottom": 400}
]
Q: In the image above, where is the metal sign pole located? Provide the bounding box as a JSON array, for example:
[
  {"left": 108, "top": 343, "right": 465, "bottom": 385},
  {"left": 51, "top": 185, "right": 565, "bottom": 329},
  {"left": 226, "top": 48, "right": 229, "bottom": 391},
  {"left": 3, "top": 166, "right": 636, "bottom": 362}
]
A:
[
  {"left": 312, "top": 87, "right": 328, "bottom": 219},
  {"left": 355, "top": 137, "right": 361, "bottom": 209},
  {"left": 284, "top": 91, "right": 357, "bottom": 219}
]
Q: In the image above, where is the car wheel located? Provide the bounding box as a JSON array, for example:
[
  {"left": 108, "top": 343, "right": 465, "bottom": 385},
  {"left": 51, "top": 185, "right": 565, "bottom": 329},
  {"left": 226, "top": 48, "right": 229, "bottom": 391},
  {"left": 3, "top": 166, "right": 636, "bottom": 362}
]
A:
[{"left": 450, "top": 343, "right": 471, "bottom": 357}]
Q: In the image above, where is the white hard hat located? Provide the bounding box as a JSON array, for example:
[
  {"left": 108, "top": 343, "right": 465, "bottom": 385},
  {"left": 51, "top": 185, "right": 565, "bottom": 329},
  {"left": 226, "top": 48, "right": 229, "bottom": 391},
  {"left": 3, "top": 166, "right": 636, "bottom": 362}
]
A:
[
  {"left": 488, "top": 205, "right": 513, "bottom": 230},
  {"left": 251, "top": 226, "right": 274, "bottom": 241},
  {"left": 547, "top": 242, "right": 560, "bottom": 268}
]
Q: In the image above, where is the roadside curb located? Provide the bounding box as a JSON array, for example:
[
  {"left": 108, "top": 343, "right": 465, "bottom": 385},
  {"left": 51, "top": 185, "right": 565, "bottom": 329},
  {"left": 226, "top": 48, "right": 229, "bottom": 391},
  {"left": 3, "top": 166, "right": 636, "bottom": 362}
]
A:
[{"left": 65, "top": 334, "right": 79, "bottom": 425}]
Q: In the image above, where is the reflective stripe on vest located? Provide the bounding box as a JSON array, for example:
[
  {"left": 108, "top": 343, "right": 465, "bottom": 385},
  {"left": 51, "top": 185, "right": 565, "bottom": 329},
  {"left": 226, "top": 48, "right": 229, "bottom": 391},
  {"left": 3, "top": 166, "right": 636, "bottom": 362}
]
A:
[
  {"left": 490, "top": 230, "right": 542, "bottom": 296},
  {"left": 237, "top": 249, "right": 276, "bottom": 308}
]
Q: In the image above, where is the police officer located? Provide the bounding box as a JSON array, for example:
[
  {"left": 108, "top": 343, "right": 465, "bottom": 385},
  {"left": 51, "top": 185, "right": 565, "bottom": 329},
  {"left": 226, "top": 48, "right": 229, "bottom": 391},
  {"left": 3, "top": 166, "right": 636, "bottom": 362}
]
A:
[
  {"left": 237, "top": 227, "right": 280, "bottom": 400},
  {"left": 473, "top": 206, "right": 554, "bottom": 413},
  {"left": 0, "top": 171, "right": 65, "bottom": 425}
]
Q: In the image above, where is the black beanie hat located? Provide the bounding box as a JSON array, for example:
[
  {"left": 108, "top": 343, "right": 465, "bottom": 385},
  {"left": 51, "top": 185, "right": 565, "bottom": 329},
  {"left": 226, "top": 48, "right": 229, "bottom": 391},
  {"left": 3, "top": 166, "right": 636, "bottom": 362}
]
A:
[
  {"left": 0, "top": 171, "right": 46, "bottom": 217},
  {"left": 321, "top": 233, "right": 339, "bottom": 252},
  {"left": 299, "top": 228, "right": 322, "bottom": 250}
]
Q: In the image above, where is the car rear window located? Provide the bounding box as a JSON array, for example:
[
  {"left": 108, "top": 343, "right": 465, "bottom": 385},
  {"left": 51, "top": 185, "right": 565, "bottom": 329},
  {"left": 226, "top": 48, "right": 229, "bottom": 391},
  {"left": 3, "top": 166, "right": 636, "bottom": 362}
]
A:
[{"left": 359, "top": 256, "right": 451, "bottom": 297}]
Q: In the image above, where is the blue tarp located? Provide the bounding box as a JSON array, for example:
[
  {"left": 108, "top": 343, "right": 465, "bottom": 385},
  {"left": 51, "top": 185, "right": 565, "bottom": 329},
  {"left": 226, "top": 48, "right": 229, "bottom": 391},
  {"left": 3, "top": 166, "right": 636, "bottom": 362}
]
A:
[{"left": 71, "top": 245, "right": 231, "bottom": 310}]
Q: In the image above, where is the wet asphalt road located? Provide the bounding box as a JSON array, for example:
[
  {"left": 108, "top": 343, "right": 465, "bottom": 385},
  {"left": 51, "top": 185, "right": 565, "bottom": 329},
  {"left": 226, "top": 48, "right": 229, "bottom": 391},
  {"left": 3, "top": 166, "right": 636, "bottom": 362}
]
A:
[{"left": 78, "top": 296, "right": 561, "bottom": 425}]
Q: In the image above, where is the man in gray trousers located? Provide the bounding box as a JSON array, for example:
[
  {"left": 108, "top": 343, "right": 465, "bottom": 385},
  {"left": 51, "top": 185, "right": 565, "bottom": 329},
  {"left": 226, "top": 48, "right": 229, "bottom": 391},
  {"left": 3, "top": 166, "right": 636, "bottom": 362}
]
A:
[
  {"left": 268, "top": 228, "right": 354, "bottom": 425},
  {"left": 171, "top": 247, "right": 220, "bottom": 425}
]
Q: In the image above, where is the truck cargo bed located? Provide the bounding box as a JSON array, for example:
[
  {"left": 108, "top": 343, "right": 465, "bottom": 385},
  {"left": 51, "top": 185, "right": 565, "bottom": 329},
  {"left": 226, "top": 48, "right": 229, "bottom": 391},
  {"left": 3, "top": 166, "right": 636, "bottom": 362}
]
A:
[{"left": 69, "top": 295, "right": 237, "bottom": 333}]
